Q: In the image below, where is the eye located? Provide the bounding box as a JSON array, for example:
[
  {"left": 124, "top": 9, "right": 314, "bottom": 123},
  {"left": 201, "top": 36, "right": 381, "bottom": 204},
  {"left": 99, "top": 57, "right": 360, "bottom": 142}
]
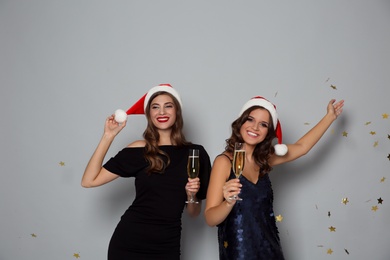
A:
[
  {"left": 151, "top": 105, "right": 160, "bottom": 110},
  {"left": 165, "top": 103, "right": 174, "bottom": 109},
  {"left": 246, "top": 117, "right": 254, "bottom": 122},
  {"left": 260, "top": 123, "right": 269, "bottom": 128}
]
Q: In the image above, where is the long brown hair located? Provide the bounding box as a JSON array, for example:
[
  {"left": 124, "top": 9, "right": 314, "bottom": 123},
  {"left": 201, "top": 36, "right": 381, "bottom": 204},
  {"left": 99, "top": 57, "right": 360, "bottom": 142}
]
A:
[
  {"left": 143, "top": 91, "right": 190, "bottom": 174},
  {"left": 225, "top": 106, "right": 276, "bottom": 175}
]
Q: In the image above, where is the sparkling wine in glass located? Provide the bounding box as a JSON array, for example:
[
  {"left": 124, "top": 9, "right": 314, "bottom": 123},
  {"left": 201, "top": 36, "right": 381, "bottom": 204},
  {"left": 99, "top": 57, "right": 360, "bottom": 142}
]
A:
[
  {"left": 231, "top": 142, "right": 245, "bottom": 201},
  {"left": 185, "top": 149, "right": 200, "bottom": 204}
]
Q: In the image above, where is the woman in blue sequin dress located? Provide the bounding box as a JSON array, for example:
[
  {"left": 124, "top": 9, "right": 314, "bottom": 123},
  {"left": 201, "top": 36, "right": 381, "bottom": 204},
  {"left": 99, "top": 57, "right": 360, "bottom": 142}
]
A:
[{"left": 205, "top": 96, "right": 344, "bottom": 260}]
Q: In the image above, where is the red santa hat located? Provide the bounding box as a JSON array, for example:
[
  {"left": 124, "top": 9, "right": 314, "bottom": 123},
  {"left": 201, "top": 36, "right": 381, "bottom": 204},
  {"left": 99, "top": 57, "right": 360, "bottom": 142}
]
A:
[
  {"left": 239, "top": 96, "right": 288, "bottom": 156},
  {"left": 114, "top": 84, "right": 182, "bottom": 123}
]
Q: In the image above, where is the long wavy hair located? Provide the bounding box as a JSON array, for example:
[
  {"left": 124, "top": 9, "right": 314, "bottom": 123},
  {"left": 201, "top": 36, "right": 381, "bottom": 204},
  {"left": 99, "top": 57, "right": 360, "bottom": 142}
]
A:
[
  {"left": 143, "top": 91, "right": 190, "bottom": 174},
  {"left": 225, "top": 106, "right": 276, "bottom": 175}
]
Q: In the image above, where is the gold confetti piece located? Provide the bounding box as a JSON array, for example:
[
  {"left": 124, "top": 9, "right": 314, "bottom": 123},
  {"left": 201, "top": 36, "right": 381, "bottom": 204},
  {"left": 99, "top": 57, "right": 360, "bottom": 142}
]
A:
[
  {"left": 327, "top": 248, "right": 333, "bottom": 255},
  {"left": 304, "top": 122, "right": 310, "bottom": 125},
  {"left": 382, "top": 113, "right": 389, "bottom": 119},
  {"left": 373, "top": 141, "right": 379, "bottom": 147},
  {"left": 380, "top": 177, "right": 386, "bottom": 182},
  {"left": 31, "top": 233, "right": 37, "bottom": 238},
  {"left": 365, "top": 121, "right": 372, "bottom": 125},
  {"left": 330, "top": 85, "right": 337, "bottom": 90},
  {"left": 342, "top": 131, "right": 348, "bottom": 137},
  {"left": 342, "top": 198, "right": 349, "bottom": 205},
  {"left": 328, "top": 226, "right": 336, "bottom": 232},
  {"left": 275, "top": 215, "right": 283, "bottom": 222},
  {"left": 369, "top": 131, "right": 376, "bottom": 135},
  {"left": 344, "top": 248, "right": 350, "bottom": 255},
  {"left": 59, "top": 161, "right": 65, "bottom": 166},
  {"left": 73, "top": 253, "right": 80, "bottom": 259},
  {"left": 377, "top": 197, "right": 383, "bottom": 204},
  {"left": 224, "top": 241, "right": 228, "bottom": 248},
  {"left": 371, "top": 205, "right": 379, "bottom": 212}
]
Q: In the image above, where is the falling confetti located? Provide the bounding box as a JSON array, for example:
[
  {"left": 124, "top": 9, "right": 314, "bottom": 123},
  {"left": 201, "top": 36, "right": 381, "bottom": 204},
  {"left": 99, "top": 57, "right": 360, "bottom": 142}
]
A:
[
  {"left": 327, "top": 248, "right": 334, "bottom": 255},
  {"left": 365, "top": 121, "right": 372, "bottom": 125},
  {"left": 388, "top": 134, "right": 390, "bottom": 140},
  {"left": 371, "top": 205, "right": 379, "bottom": 212},
  {"left": 369, "top": 131, "right": 376, "bottom": 135},
  {"left": 274, "top": 91, "right": 278, "bottom": 97},
  {"left": 330, "top": 85, "right": 337, "bottom": 90},
  {"left": 342, "top": 131, "right": 348, "bottom": 137},
  {"left": 387, "top": 154, "right": 390, "bottom": 161},
  {"left": 380, "top": 177, "right": 386, "bottom": 183},
  {"left": 328, "top": 211, "right": 331, "bottom": 218},
  {"left": 73, "top": 253, "right": 80, "bottom": 259},
  {"left": 328, "top": 226, "right": 336, "bottom": 232},
  {"left": 275, "top": 215, "right": 283, "bottom": 222},
  {"left": 373, "top": 141, "right": 379, "bottom": 147},
  {"left": 382, "top": 113, "right": 389, "bottom": 119},
  {"left": 377, "top": 198, "right": 383, "bottom": 204},
  {"left": 304, "top": 122, "right": 310, "bottom": 125},
  {"left": 31, "top": 233, "right": 37, "bottom": 238},
  {"left": 342, "top": 198, "right": 349, "bottom": 205},
  {"left": 224, "top": 241, "right": 228, "bottom": 248},
  {"left": 325, "top": 77, "right": 330, "bottom": 83},
  {"left": 59, "top": 161, "right": 65, "bottom": 166},
  {"left": 344, "top": 248, "right": 350, "bottom": 255}
]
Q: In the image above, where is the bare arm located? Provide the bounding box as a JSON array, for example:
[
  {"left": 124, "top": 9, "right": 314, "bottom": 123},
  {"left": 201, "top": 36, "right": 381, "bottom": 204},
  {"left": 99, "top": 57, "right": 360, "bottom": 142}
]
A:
[
  {"left": 81, "top": 115, "right": 126, "bottom": 188},
  {"left": 204, "top": 155, "right": 241, "bottom": 226},
  {"left": 270, "top": 99, "right": 344, "bottom": 166}
]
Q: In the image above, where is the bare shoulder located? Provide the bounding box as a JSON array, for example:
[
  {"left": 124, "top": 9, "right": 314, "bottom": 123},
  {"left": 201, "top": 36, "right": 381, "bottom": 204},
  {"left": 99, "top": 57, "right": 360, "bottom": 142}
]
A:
[
  {"left": 127, "top": 140, "right": 146, "bottom": 148},
  {"left": 211, "top": 152, "right": 232, "bottom": 180},
  {"left": 214, "top": 152, "right": 232, "bottom": 164}
]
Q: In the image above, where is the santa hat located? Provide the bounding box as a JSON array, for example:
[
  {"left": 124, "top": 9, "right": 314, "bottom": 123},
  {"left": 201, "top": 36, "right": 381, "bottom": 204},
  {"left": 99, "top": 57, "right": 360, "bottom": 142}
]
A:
[
  {"left": 239, "top": 96, "right": 288, "bottom": 156},
  {"left": 114, "top": 84, "right": 182, "bottom": 123}
]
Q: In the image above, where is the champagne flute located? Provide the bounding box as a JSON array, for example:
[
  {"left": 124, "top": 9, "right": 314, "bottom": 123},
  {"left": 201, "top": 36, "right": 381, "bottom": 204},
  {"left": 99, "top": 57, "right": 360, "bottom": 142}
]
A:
[
  {"left": 185, "top": 149, "right": 200, "bottom": 204},
  {"left": 230, "top": 142, "right": 245, "bottom": 201}
]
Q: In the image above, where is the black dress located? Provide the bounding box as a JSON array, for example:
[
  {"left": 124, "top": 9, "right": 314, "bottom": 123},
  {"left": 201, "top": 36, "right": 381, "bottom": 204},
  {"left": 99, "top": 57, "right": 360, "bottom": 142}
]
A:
[
  {"left": 103, "top": 144, "right": 211, "bottom": 260},
  {"left": 217, "top": 156, "right": 285, "bottom": 260}
]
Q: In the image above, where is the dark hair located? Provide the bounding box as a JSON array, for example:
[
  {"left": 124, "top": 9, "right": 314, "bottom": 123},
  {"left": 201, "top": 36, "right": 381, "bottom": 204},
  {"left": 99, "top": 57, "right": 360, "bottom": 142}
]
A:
[
  {"left": 225, "top": 106, "right": 276, "bottom": 175},
  {"left": 143, "top": 91, "right": 190, "bottom": 174}
]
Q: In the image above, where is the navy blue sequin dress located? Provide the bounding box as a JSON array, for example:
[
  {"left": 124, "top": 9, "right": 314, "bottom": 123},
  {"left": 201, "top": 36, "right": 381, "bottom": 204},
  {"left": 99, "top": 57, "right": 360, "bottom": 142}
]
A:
[{"left": 217, "top": 158, "right": 285, "bottom": 260}]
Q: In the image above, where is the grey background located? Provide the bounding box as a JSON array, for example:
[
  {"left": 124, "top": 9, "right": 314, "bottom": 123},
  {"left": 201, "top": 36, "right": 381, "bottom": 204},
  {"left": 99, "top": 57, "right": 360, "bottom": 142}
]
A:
[{"left": 1, "top": 1, "right": 389, "bottom": 259}]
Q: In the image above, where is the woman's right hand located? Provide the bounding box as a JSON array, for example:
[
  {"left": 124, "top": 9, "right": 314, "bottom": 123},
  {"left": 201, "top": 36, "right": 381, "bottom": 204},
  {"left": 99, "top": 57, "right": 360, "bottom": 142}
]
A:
[
  {"left": 223, "top": 178, "right": 242, "bottom": 205},
  {"left": 104, "top": 114, "right": 127, "bottom": 138}
]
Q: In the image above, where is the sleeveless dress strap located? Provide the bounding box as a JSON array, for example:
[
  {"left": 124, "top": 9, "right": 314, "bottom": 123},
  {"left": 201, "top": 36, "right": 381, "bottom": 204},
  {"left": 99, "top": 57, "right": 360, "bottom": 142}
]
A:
[{"left": 217, "top": 153, "right": 232, "bottom": 162}]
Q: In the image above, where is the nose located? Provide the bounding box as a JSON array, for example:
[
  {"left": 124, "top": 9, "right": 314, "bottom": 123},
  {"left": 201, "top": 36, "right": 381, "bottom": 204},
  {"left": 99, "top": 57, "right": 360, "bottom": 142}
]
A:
[
  {"left": 251, "top": 121, "right": 259, "bottom": 130},
  {"left": 159, "top": 107, "right": 165, "bottom": 115}
]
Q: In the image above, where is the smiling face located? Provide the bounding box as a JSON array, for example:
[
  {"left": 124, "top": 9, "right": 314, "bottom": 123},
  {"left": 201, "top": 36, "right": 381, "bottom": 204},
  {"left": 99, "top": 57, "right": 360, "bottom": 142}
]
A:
[
  {"left": 240, "top": 107, "right": 271, "bottom": 146},
  {"left": 148, "top": 94, "right": 177, "bottom": 131}
]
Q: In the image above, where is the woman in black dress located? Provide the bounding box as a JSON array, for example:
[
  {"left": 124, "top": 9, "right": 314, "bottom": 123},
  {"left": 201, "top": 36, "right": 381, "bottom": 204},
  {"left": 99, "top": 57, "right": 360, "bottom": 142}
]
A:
[
  {"left": 82, "top": 84, "right": 211, "bottom": 259},
  {"left": 204, "top": 96, "right": 344, "bottom": 260}
]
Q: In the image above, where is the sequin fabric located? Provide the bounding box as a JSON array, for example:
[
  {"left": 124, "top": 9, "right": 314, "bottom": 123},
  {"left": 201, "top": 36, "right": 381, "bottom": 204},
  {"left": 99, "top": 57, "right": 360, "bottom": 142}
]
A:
[{"left": 217, "top": 169, "right": 285, "bottom": 260}]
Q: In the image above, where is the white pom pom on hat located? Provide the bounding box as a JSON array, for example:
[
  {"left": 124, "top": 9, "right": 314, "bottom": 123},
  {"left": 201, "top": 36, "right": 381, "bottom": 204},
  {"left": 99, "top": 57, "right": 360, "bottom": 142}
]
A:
[
  {"left": 239, "top": 96, "right": 288, "bottom": 156},
  {"left": 114, "top": 84, "right": 182, "bottom": 122}
]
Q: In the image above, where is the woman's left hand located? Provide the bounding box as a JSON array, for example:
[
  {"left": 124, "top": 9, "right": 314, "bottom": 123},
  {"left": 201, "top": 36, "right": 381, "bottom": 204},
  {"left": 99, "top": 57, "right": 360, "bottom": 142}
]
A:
[
  {"left": 185, "top": 177, "right": 200, "bottom": 197},
  {"left": 328, "top": 99, "right": 344, "bottom": 119}
]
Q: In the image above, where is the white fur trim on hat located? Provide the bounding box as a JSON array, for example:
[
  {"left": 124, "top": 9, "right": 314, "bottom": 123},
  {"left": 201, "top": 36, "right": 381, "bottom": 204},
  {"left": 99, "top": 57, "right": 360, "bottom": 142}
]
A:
[{"left": 144, "top": 84, "right": 182, "bottom": 111}]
